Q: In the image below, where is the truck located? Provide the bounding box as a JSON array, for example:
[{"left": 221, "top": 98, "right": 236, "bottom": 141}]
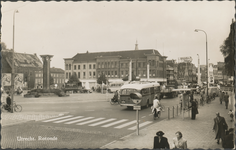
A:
[{"left": 160, "top": 79, "right": 179, "bottom": 98}]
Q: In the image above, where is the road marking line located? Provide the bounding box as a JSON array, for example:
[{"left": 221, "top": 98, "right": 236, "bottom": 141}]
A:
[
  {"left": 114, "top": 120, "right": 136, "bottom": 129},
  {"left": 128, "top": 121, "right": 153, "bottom": 130},
  {"left": 42, "top": 115, "right": 73, "bottom": 122},
  {"left": 53, "top": 116, "right": 84, "bottom": 123},
  {"left": 65, "top": 117, "right": 94, "bottom": 124},
  {"left": 76, "top": 118, "right": 105, "bottom": 125},
  {"left": 102, "top": 119, "right": 128, "bottom": 127},
  {"left": 89, "top": 118, "right": 116, "bottom": 126}
]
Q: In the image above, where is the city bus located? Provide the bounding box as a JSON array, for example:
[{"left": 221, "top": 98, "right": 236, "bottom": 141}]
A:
[
  {"left": 108, "top": 81, "right": 125, "bottom": 93},
  {"left": 118, "top": 83, "right": 161, "bottom": 109}
]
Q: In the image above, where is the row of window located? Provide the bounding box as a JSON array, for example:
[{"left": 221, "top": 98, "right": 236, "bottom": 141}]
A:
[
  {"left": 97, "top": 61, "right": 164, "bottom": 69},
  {"left": 65, "top": 64, "right": 96, "bottom": 70},
  {"left": 65, "top": 71, "right": 96, "bottom": 79},
  {"left": 35, "top": 73, "right": 64, "bottom": 78},
  {"left": 97, "top": 70, "right": 164, "bottom": 78},
  {"left": 35, "top": 78, "right": 65, "bottom": 84}
]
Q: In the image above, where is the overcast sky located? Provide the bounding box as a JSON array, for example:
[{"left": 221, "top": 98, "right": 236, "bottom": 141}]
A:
[{"left": 1, "top": 1, "right": 234, "bottom": 69}]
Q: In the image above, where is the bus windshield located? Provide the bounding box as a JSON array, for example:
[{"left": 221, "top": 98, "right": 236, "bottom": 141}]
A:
[{"left": 120, "top": 88, "right": 139, "bottom": 95}]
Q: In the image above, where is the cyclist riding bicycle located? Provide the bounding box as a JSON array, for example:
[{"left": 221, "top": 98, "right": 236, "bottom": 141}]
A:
[
  {"left": 152, "top": 96, "right": 162, "bottom": 117},
  {"left": 6, "top": 93, "right": 11, "bottom": 111}
]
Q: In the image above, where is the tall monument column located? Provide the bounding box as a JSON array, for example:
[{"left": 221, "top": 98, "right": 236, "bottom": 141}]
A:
[{"left": 40, "top": 55, "right": 53, "bottom": 89}]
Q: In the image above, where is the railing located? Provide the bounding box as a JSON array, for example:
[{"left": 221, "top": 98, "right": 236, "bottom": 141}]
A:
[{"left": 167, "top": 104, "right": 182, "bottom": 119}]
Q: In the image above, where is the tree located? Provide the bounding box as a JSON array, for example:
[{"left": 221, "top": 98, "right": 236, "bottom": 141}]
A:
[
  {"left": 97, "top": 73, "right": 108, "bottom": 84},
  {"left": 220, "top": 21, "right": 234, "bottom": 76},
  {"left": 68, "top": 74, "right": 81, "bottom": 86}
]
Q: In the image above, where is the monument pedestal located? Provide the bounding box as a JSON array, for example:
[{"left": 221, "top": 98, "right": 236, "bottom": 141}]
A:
[{"left": 40, "top": 55, "right": 53, "bottom": 90}]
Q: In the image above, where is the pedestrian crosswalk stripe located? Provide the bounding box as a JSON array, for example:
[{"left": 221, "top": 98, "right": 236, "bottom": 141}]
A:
[
  {"left": 43, "top": 115, "right": 73, "bottom": 122},
  {"left": 54, "top": 116, "right": 84, "bottom": 123},
  {"left": 114, "top": 120, "right": 136, "bottom": 129},
  {"left": 102, "top": 119, "right": 128, "bottom": 127},
  {"left": 76, "top": 118, "right": 105, "bottom": 125},
  {"left": 128, "top": 121, "right": 153, "bottom": 130},
  {"left": 65, "top": 117, "right": 94, "bottom": 124},
  {"left": 88, "top": 118, "right": 116, "bottom": 127}
]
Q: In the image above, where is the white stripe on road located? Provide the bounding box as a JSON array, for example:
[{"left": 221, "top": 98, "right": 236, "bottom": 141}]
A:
[
  {"left": 65, "top": 117, "right": 94, "bottom": 124},
  {"left": 53, "top": 116, "right": 84, "bottom": 123},
  {"left": 88, "top": 118, "right": 116, "bottom": 126},
  {"left": 102, "top": 119, "right": 128, "bottom": 127},
  {"left": 76, "top": 118, "right": 105, "bottom": 125},
  {"left": 43, "top": 115, "right": 73, "bottom": 122},
  {"left": 128, "top": 121, "right": 153, "bottom": 130},
  {"left": 114, "top": 120, "right": 136, "bottom": 129}
]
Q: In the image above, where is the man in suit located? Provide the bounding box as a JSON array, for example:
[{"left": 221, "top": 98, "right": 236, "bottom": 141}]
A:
[
  {"left": 153, "top": 131, "right": 170, "bottom": 149},
  {"left": 213, "top": 112, "right": 228, "bottom": 144}
]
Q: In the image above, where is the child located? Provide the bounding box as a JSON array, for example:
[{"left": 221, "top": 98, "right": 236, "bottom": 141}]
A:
[{"left": 228, "top": 110, "right": 234, "bottom": 122}]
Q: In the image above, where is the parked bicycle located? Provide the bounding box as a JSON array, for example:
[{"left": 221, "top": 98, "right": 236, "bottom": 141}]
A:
[{"left": 1, "top": 101, "right": 22, "bottom": 112}]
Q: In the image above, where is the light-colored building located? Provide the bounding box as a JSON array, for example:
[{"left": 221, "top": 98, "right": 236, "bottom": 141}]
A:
[{"left": 64, "top": 47, "right": 167, "bottom": 88}]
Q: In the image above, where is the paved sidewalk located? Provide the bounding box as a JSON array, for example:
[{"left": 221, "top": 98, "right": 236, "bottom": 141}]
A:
[
  {"left": 101, "top": 96, "right": 235, "bottom": 149},
  {"left": 1, "top": 111, "right": 69, "bottom": 127}
]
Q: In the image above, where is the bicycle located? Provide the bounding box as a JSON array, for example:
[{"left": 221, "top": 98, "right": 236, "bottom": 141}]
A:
[
  {"left": 110, "top": 98, "right": 120, "bottom": 105},
  {"left": 1, "top": 101, "right": 22, "bottom": 112}
]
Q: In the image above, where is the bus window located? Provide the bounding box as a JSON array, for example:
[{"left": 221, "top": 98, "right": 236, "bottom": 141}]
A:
[
  {"left": 120, "top": 89, "right": 138, "bottom": 95},
  {"left": 120, "top": 89, "right": 127, "bottom": 95}
]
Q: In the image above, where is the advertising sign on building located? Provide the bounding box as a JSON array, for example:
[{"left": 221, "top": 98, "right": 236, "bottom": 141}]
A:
[
  {"left": 179, "top": 57, "right": 193, "bottom": 63},
  {"left": 1, "top": 73, "right": 11, "bottom": 86},
  {"left": 1, "top": 73, "right": 24, "bottom": 88},
  {"left": 14, "top": 73, "right": 24, "bottom": 89}
]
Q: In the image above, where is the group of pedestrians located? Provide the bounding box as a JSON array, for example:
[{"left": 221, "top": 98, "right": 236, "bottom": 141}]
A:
[
  {"left": 219, "top": 90, "right": 229, "bottom": 109},
  {"left": 153, "top": 131, "right": 187, "bottom": 149}
]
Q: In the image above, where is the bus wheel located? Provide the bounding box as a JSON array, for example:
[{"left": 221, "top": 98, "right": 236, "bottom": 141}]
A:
[{"left": 146, "top": 100, "right": 149, "bottom": 108}]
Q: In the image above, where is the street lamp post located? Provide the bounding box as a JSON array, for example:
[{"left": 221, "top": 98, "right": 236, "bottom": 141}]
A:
[
  {"left": 11, "top": 10, "right": 19, "bottom": 113},
  {"left": 197, "top": 54, "right": 201, "bottom": 85},
  {"left": 195, "top": 29, "right": 208, "bottom": 98}
]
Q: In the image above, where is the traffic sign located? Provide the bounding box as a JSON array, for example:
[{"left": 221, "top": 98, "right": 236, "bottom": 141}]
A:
[{"left": 133, "top": 105, "right": 141, "bottom": 110}]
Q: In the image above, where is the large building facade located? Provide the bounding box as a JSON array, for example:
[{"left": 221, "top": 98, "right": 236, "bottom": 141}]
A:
[
  {"left": 64, "top": 49, "right": 167, "bottom": 88},
  {"left": 35, "top": 67, "right": 65, "bottom": 89}
]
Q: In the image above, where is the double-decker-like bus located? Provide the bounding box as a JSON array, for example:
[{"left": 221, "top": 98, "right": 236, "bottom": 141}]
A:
[{"left": 118, "top": 83, "right": 161, "bottom": 109}]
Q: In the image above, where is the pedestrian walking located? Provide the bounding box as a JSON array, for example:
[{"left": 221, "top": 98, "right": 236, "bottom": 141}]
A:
[
  {"left": 224, "top": 92, "right": 229, "bottom": 109},
  {"left": 222, "top": 128, "right": 234, "bottom": 148},
  {"left": 219, "top": 91, "right": 223, "bottom": 104},
  {"left": 228, "top": 110, "right": 234, "bottom": 122},
  {"left": 153, "top": 131, "right": 170, "bottom": 149},
  {"left": 172, "top": 131, "right": 187, "bottom": 149},
  {"left": 222, "top": 91, "right": 225, "bottom": 103},
  {"left": 189, "top": 99, "right": 198, "bottom": 120},
  {"left": 213, "top": 112, "right": 228, "bottom": 144}
]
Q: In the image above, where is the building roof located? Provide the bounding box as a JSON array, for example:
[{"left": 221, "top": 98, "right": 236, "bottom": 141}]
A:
[
  {"left": 71, "top": 49, "right": 163, "bottom": 62},
  {"left": 2, "top": 50, "right": 43, "bottom": 68},
  {"left": 50, "top": 67, "right": 64, "bottom": 73}
]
